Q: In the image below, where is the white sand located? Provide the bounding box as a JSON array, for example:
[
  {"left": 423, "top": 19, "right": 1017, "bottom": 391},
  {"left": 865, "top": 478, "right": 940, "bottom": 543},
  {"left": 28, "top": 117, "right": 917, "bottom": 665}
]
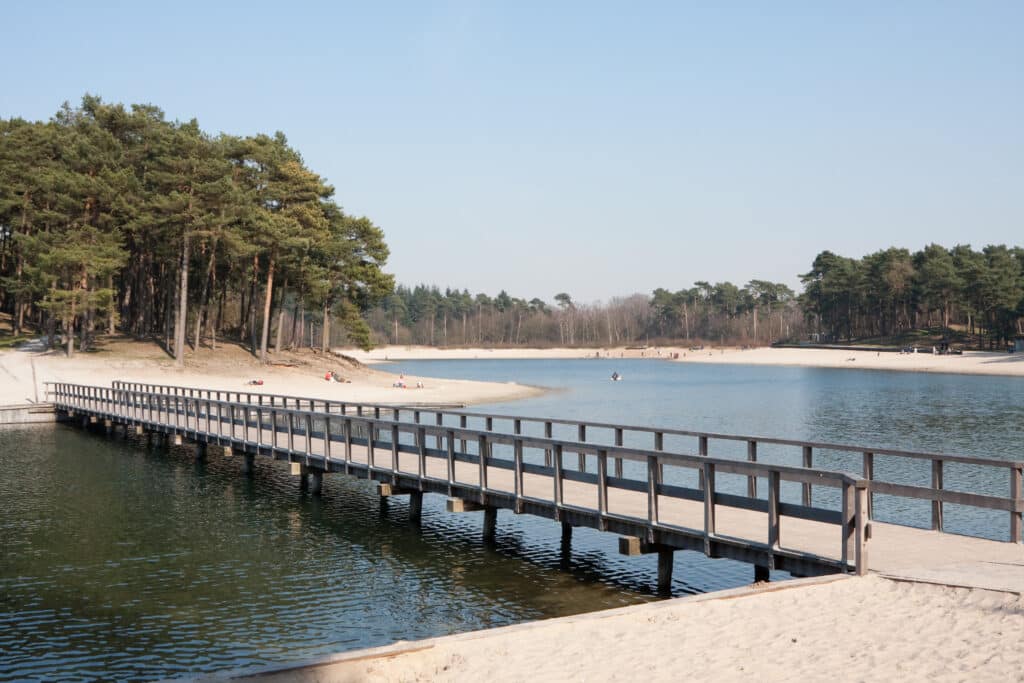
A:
[
  {"left": 237, "top": 575, "right": 1024, "bottom": 682},
  {"left": 0, "top": 341, "right": 542, "bottom": 408},
  {"left": 350, "top": 344, "right": 1024, "bottom": 377}
]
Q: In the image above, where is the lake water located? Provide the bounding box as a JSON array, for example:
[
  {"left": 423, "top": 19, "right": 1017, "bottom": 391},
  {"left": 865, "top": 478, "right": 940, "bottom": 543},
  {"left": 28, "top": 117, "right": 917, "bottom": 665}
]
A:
[{"left": 2, "top": 359, "right": 1022, "bottom": 680}]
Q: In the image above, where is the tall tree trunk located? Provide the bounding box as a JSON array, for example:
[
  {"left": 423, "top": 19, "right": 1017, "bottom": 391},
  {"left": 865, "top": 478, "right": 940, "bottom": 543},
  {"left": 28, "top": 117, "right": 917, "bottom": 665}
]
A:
[
  {"left": 193, "top": 242, "right": 217, "bottom": 352},
  {"left": 174, "top": 233, "right": 189, "bottom": 367},
  {"left": 107, "top": 274, "right": 115, "bottom": 335},
  {"left": 275, "top": 278, "right": 289, "bottom": 352},
  {"left": 321, "top": 300, "right": 330, "bottom": 352},
  {"left": 259, "top": 256, "right": 275, "bottom": 363}
]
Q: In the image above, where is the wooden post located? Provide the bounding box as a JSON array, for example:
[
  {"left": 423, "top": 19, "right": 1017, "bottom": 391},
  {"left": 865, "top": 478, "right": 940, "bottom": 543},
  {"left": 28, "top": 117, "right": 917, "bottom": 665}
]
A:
[
  {"left": 417, "top": 427, "right": 427, "bottom": 481},
  {"left": 614, "top": 427, "right": 624, "bottom": 478},
  {"left": 746, "top": 440, "right": 757, "bottom": 498},
  {"left": 344, "top": 418, "right": 353, "bottom": 475},
  {"left": 435, "top": 412, "right": 443, "bottom": 450},
  {"left": 367, "top": 420, "right": 375, "bottom": 475},
  {"left": 1011, "top": 466, "right": 1022, "bottom": 543},
  {"left": 577, "top": 424, "right": 586, "bottom": 472},
  {"left": 647, "top": 455, "right": 660, "bottom": 525},
  {"left": 308, "top": 467, "right": 324, "bottom": 495},
  {"left": 654, "top": 431, "right": 664, "bottom": 482},
  {"left": 391, "top": 424, "right": 400, "bottom": 478},
  {"left": 802, "top": 445, "right": 813, "bottom": 505},
  {"left": 409, "top": 490, "right": 423, "bottom": 522},
  {"left": 513, "top": 439, "right": 524, "bottom": 511},
  {"left": 478, "top": 435, "right": 489, "bottom": 500},
  {"left": 459, "top": 415, "right": 467, "bottom": 453},
  {"left": 597, "top": 449, "right": 608, "bottom": 527},
  {"left": 863, "top": 452, "right": 874, "bottom": 519},
  {"left": 841, "top": 482, "right": 853, "bottom": 571},
  {"left": 931, "top": 459, "right": 944, "bottom": 532},
  {"left": 767, "top": 470, "right": 780, "bottom": 567},
  {"left": 483, "top": 506, "right": 497, "bottom": 542},
  {"left": 698, "top": 435, "right": 708, "bottom": 489},
  {"left": 702, "top": 462, "right": 715, "bottom": 556},
  {"left": 855, "top": 483, "right": 869, "bottom": 576},
  {"left": 553, "top": 444, "right": 564, "bottom": 516},
  {"left": 657, "top": 548, "right": 674, "bottom": 594},
  {"left": 446, "top": 430, "right": 456, "bottom": 495},
  {"left": 324, "top": 416, "right": 332, "bottom": 463},
  {"left": 544, "top": 421, "right": 553, "bottom": 467}
]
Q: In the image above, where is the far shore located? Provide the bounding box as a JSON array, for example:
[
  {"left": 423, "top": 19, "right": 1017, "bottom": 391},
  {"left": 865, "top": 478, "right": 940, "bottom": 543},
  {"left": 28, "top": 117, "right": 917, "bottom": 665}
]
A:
[
  {"left": 348, "top": 344, "right": 1024, "bottom": 377},
  {"left": 0, "top": 339, "right": 544, "bottom": 408}
]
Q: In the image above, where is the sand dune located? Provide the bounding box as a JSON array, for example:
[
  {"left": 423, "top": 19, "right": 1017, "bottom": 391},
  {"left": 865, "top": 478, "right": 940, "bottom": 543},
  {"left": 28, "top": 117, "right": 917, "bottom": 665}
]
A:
[{"left": 0, "top": 340, "right": 542, "bottom": 408}]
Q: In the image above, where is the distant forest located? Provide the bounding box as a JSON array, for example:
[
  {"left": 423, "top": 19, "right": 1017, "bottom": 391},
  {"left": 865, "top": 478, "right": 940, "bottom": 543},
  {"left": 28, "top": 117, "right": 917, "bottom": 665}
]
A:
[
  {"left": 0, "top": 96, "right": 392, "bottom": 360},
  {"left": 369, "top": 243, "right": 1024, "bottom": 349},
  {"left": 2, "top": 99, "right": 1023, "bottom": 357}
]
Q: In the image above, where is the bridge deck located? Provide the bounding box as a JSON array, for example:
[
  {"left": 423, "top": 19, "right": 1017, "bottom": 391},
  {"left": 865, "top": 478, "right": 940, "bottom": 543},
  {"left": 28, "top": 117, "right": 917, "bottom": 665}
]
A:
[{"left": 49, "top": 383, "right": 1024, "bottom": 591}]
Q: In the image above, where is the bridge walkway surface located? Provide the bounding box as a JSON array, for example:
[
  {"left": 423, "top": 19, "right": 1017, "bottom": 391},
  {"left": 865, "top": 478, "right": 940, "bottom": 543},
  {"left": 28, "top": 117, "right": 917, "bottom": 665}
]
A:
[{"left": 48, "top": 382, "right": 1024, "bottom": 593}]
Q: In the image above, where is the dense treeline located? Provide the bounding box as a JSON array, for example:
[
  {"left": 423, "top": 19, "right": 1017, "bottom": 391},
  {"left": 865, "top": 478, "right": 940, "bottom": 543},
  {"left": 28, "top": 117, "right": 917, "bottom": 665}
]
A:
[
  {"left": 801, "top": 245, "right": 1024, "bottom": 345},
  {"left": 366, "top": 280, "right": 802, "bottom": 347},
  {"left": 371, "top": 243, "right": 1024, "bottom": 349},
  {"left": 0, "top": 96, "right": 392, "bottom": 360}
]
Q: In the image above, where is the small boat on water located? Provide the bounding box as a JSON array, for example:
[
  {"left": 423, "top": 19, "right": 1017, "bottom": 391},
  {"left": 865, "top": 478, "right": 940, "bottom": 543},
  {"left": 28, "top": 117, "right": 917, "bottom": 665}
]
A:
[{"left": 611, "top": 372, "right": 622, "bottom": 381}]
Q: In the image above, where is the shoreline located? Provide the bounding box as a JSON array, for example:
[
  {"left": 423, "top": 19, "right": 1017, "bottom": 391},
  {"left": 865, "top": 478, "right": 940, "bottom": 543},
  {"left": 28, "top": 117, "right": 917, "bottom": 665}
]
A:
[
  {"left": 347, "top": 344, "right": 1024, "bottom": 378},
  {"left": 0, "top": 340, "right": 545, "bottom": 411},
  {"left": 224, "top": 574, "right": 1024, "bottom": 682}
]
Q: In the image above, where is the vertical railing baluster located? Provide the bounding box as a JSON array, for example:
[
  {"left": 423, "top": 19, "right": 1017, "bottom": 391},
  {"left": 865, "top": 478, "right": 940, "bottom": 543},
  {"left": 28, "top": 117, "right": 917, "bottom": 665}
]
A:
[
  {"left": 863, "top": 452, "right": 874, "bottom": 519},
  {"left": 1010, "top": 466, "right": 1022, "bottom": 543},
  {"left": 553, "top": 444, "right": 564, "bottom": 512},
  {"left": 702, "top": 462, "right": 715, "bottom": 556},
  {"left": 802, "top": 445, "right": 813, "bottom": 505},
  {"left": 614, "top": 427, "right": 624, "bottom": 478},
  {"left": 932, "top": 459, "right": 944, "bottom": 531},
  {"left": 746, "top": 440, "right": 757, "bottom": 498}
]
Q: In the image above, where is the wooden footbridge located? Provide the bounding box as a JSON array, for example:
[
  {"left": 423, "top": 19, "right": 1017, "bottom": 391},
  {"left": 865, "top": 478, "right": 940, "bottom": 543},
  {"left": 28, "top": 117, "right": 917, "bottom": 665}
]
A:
[{"left": 46, "top": 381, "right": 1023, "bottom": 593}]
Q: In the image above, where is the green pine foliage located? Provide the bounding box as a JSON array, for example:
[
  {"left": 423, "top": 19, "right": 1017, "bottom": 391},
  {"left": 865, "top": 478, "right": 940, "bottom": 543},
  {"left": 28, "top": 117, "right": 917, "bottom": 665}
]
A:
[{"left": 0, "top": 95, "right": 393, "bottom": 357}]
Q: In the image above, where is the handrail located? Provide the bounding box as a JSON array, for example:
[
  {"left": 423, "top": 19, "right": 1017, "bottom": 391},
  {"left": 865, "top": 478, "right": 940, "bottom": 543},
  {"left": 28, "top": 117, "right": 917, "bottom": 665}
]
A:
[
  {"left": 49, "top": 381, "right": 875, "bottom": 575},
  {"left": 87, "top": 380, "right": 1024, "bottom": 544},
  {"left": 103, "top": 381, "right": 1024, "bottom": 469}
]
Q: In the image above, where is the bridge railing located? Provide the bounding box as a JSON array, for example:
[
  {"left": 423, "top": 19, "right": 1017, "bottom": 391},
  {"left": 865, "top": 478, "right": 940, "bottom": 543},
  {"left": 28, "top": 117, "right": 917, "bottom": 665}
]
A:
[
  {"left": 50, "top": 382, "right": 870, "bottom": 576},
  {"left": 99, "top": 380, "right": 1024, "bottom": 544}
]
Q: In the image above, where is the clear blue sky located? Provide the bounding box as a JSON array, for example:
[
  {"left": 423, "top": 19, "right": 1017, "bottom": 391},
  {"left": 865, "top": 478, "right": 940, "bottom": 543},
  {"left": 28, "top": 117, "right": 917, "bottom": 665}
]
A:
[{"left": 2, "top": 2, "right": 1021, "bottom": 303}]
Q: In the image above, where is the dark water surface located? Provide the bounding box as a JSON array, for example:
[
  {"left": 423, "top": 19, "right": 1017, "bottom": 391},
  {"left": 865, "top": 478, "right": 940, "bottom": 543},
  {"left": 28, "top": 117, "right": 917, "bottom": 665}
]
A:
[{"left": 2, "top": 359, "right": 1022, "bottom": 680}]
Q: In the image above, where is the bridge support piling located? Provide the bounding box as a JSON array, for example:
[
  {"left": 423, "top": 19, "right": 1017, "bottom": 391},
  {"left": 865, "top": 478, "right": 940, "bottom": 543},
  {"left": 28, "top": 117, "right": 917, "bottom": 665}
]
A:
[
  {"left": 242, "top": 453, "right": 255, "bottom": 475},
  {"left": 103, "top": 419, "right": 112, "bottom": 435},
  {"left": 409, "top": 491, "right": 423, "bottom": 522},
  {"left": 308, "top": 467, "right": 324, "bottom": 496},
  {"left": 561, "top": 522, "right": 573, "bottom": 544},
  {"left": 172, "top": 434, "right": 182, "bottom": 447},
  {"left": 754, "top": 564, "right": 770, "bottom": 583},
  {"left": 483, "top": 507, "right": 498, "bottom": 542},
  {"left": 657, "top": 549, "right": 674, "bottom": 595},
  {"left": 196, "top": 442, "right": 207, "bottom": 460}
]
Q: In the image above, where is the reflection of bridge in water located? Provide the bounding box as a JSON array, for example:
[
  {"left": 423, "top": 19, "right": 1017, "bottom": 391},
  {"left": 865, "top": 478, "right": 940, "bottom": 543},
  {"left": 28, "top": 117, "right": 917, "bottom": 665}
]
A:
[{"left": 47, "top": 381, "right": 1023, "bottom": 594}]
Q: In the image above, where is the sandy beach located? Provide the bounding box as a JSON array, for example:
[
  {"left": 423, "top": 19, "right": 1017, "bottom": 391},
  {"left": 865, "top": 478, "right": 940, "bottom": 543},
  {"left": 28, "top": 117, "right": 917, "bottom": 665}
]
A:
[
  {"left": 0, "top": 340, "right": 542, "bottom": 408},
  {"left": 349, "top": 344, "right": 1024, "bottom": 377},
  {"left": 235, "top": 574, "right": 1024, "bottom": 682}
]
